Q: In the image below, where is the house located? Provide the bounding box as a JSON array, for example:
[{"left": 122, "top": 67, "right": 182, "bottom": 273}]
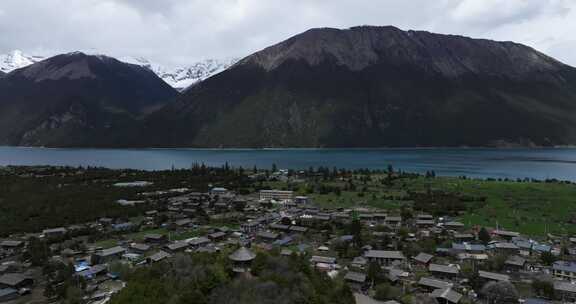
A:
[
  {"left": 174, "top": 218, "right": 193, "bottom": 228},
  {"left": 294, "top": 196, "right": 309, "bottom": 204},
  {"left": 148, "top": 251, "right": 171, "bottom": 264},
  {"left": 364, "top": 250, "right": 405, "bottom": 266},
  {"left": 429, "top": 264, "right": 459, "bottom": 279},
  {"left": 555, "top": 281, "right": 576, "bottom": 302},
  {"left": 430, "top": 288, "right": 463, "bottom": 304},
  {"left": 478, "top": 270, "right": 510, "bottom": 283},
  {"left": 453, "top": 234, "right": 475, "bottom": 242},
  {"left": 414, "top": 252, "right": 434, "bottom": 266},
  {"left": 492, "top": 230, "right": 520, "bottom": 240},
  {"left": 129, "top": 243, "right": 151, "bottom": 255},
  {"left": 92, "top": 246, "right": 126, "bottom": 264},
  {"left": 310, "top": 256, "right": 337, "bottom": 271},
  {"left": 208, "top": 232, "right": 227, "bottom": 242},
  {"left": 42, "top": 227, "right": 67, "bottom": 238},
  {"left": 416, "top": 220, "right": 435, "bottom": 229},
  {"left": 344, "top": 271, "right": 367, "bottom": 290},
  {"left": 488, "top": 242, "right": 519, "bottom": 255},
  {"left": 188, "top": 237, "right": 211, "bottom": 249},
  {"left": 165, "top": 242, "right": 189, "bottom": 253},
  {"left": 0, "top": 241, "right": 24, "bottom": 251},
  {"left": 269, "top": 223, "right": 290, "bottom": 232},
  {"left": 289, "top": 226, "right": 308, "bottom": 234},
  {"left": 257, "top": 231, "right": 279, "bottom": 243},
  {"left": 144, "top": 234, "right": 168, "bottom": 245},
  {"left": 259, "top": 190, "right": 293, "bottom": 201},
  {"left": 451, "top": 243, "right": 486, "bottom": 254},
  {"left": 385, "top": 216, "right": 402, "bottom": 228},
  {"left": 418, "top": 277, "right": 453, "bottom": 292},
  {"left": 0, "top": 273, "right": 33, "bottom": 289},
  {"left": 241, "top": 221, "right": 262, "bottom": 233},
  {"left": 505, "top": 255, "right": 527, "bottom": 271},
  {"left": 229, "top": 247, "right": 256, "bottom": 273},
  {"left": 552, "top": 261, "right": 576, "bottom": 280},
  {"left": 351, "top": 256, "right": 368, "bottom": 270},
  {"left": 210, "top": 187, "right": 229, "bottom": 196},
  {"left": 0, "top": 288, "right": 18, "bottom": 302},
  {"left": 443, "top": 222, "right": 465, "bottom": 231},
  {"left": 77, "top": 264, "right": 108, "bottom": 281}
]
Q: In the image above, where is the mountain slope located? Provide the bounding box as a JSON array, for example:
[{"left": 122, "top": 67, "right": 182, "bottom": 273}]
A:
[
  {"left": 0, "top": 52, "right": 178, "bottom": 146},
  {"left": 144, "top": 26, "right": 576, "bottom": 148}
]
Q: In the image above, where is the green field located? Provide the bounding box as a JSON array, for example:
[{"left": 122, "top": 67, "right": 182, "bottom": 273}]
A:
[{"left": 281, "top": 176, "right": 576, "bottom": 237}]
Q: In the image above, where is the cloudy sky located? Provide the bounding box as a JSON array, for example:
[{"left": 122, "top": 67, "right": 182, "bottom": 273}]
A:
[{"left": 0, "top": 0, "right": 575, "bottom": 67}]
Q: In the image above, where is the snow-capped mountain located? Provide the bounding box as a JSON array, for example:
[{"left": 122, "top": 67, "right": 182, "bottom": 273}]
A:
[
  {"left": 0, "top": 50, "right": 237, "bottom": 90},
  {"left": 121, "top": 56, "right": 238, "bottom": 90},
  {"left": 0, "top": 50, "right": 45, "bottom": 73}
]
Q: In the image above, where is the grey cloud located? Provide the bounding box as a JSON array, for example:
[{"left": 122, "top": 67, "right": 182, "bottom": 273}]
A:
[{"left": 0, "top": 0, "right": 574, "bottom": 67}]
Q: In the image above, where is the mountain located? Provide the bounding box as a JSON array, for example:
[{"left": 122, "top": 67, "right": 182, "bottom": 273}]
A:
[
  {"left": 0, "top": 52, "right": 177, "bottom": 146},
  {"left": 0, "top": 50, "right": 45, "bottom": 73},
  {"left": 0, "top": 50, "right": 236, "bottom": 90},
  {"left": 120, "top": 57, "right": 238, "bottom": 90},
  {"left": 143, "top": 26, "right": 576, "bottom": 148}
]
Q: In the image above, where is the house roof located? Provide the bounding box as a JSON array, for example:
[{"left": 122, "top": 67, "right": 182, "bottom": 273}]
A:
[
  {"left": 229, "top": 247, "right": 256, "bottom": 262},
  {"left": 555, "top": 281, "right": 576, "bottom": 293},
  {"left": 188, "top": 237, "right": 211, "bottom": 246},
  {"left": 0, "top": 288, "right": 17, "bottom": 297},
  {"left": 364, "top": 250, "right": 405, "bottom": 260},
  {"left": 0, "top": 240, "right": 23, "bottom": 247},
  {"left": 414, "top": 252, "right": 434, "bottom": 264},
  {"left": 97, "top": 246, "right": 126, "bottom": 257},
  {"left": 418, "top": 277, "right": 452, "bottom": 289},
  {"left": 257, "top": 231, "right": 279, "bottom": 240},
  {"left": 130, "top": 243, "right": 150, "bottom": 251},
  {"left": 478, "top": 270, "right": 510, "bottom": 282},
  {"left": 429, "top": 264, "right": 459, "bottom": 275},
  {"left": 505, "top": 255, "right": 526, "bottom": 267},
  {"left": 149, "top": 251, "right": 171, "bottom": 262},
  {"left": 166, "top": 242, "right": 189, "bottom": 251},
  {"left": 0, "top": 273, "right": 29, "bottom": 287},
  {"left": 553, "top": 261, "right": 576, "bottom": 273},
  {"left": 344, "top": 271, "right": 366, "bottom": 283},
  {"left": 430, "top": 288, "right": 462, "bottom": 303},
  {"left": 310, "top": 256, "right": 336, "bottom": 264},
  {"left": 452, "top": 243, "right": 486, "bottom": 252}
]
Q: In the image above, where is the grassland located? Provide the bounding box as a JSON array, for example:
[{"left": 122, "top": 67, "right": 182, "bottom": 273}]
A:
[{"left": 268, "top": 175, "right": 576, "bottom": 237}]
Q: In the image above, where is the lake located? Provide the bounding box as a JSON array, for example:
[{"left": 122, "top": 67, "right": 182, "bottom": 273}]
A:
[{"left": 1, "top": 147, "right": 576, "bottom": 180}]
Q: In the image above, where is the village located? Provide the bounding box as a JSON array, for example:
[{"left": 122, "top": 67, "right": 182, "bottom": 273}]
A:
[{"left": 1, "top": 166, "right": 576, "bottom": 304}]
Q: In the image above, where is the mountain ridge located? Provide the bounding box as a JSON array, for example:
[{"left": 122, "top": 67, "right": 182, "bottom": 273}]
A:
[{"left": 141, "top": 26, "right": 576, "bottom": 148}]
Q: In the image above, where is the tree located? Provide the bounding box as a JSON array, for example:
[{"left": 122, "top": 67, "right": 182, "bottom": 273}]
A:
[
  {"left": 540, "top": 251, "right": 556, "bottom": 266},
  {"left": 481, "top": 281, "right": 519, "bottom": 304},
  {"left": 366, "top": 261, "right": 381, "bottom": 286},
  {"left": 532, "top": 279, "right": 554, "bottom": 299},
  {"left": 478, "top": 227, "right": 491, "bottom": 245},
  {"left": 373, "top": 283, "right": 392, "bottom": 301}
]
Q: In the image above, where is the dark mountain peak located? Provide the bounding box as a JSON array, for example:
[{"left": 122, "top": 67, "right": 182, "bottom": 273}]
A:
[
  {"left": 239, "top": 26, "right": 566, "bottom": 81},
  {"left": 8, "top": 51, "right": 156, "bottom": 83}
]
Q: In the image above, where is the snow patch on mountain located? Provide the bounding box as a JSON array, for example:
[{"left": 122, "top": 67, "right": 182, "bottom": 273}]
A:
[
  {"left": 0, "top": 50, "right": 45, "bottom": 73},
  {"left": 121, "top": 56, "right": 238, "bottom": 90}
]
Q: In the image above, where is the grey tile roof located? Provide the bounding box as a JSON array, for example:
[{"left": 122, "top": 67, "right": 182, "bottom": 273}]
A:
[
  {"left": 344, "top": 271, "right": 367, "bottom": 283},
  {"left": 364, "top": 250, "right": 405, "bottom": 260},
  {"left": 429, "top": 264, "right": 459, "bottom": 274},
  {"left": 229, "top": 247, "right": 256, "bottom": 262},
  {"left": 430, "top": 288, "right": 462, "bottom": 303},
  {"left": 414, "top": 252, "right": 434, "bottom": 264},
  {"left": 418, "top": 277, "right": 452, "bottom": 289},
  {"left": 478, "top": 270, "right": 510, "bottom": 282}
]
